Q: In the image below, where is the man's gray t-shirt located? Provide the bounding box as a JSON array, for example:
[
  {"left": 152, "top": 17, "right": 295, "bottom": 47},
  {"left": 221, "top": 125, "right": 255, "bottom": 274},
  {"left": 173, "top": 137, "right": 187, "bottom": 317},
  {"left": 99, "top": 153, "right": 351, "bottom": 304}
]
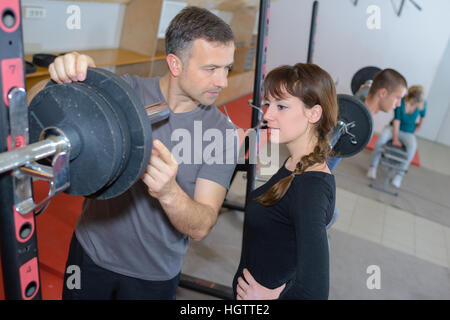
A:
[{"left": 75, "top": 75, "right": 237, "bottom": 281}]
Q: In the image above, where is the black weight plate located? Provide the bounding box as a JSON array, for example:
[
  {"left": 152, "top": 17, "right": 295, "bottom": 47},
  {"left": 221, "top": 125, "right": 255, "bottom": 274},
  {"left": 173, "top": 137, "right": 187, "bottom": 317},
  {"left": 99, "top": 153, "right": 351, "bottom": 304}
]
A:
[
  {"left": 49, "top": 82, "right": 126, "bottom": 183},
  {"left": 29, "top": 83, "right": 123, "bottom": 196},
  {"left": 82, "top": 68, "right": 152, "bottom": 199},
  {"left": 333, "top": 94, "right": 373, "bottom": 158},
  {"left": 25, "top": 60, "right": 36, "bottom": 74},
  {"left": 351, "top": 66, "right": 381, "bottom": 95},
  {"left": 80, "top": 83, "right": 131, "bottom": 190},
  {"left": 32, "top": 53, "right": 58, "bottom": 68}
]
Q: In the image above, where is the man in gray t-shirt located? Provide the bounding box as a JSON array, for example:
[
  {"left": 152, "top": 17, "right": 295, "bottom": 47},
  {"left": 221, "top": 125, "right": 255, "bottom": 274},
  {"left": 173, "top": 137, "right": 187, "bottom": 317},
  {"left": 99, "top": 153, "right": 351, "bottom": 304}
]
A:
[
  {"left": 44, "top": 7, "right": 238, "bottom": 299},
  {"left": 76, "top": 75, "right": 236, "bottom": 281}
]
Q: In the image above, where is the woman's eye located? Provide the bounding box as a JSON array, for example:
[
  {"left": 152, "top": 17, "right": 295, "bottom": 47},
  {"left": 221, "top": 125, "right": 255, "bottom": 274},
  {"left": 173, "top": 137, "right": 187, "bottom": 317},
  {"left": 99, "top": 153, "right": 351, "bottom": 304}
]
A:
[{"left": 277, "top": 104, "right": 288, "bottom": 110}]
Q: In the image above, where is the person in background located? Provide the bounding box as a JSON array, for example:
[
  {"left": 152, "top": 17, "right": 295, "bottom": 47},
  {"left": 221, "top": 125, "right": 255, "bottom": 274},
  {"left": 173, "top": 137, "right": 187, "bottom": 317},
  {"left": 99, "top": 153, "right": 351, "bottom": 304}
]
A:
[
  {"left": 326, "top": 68, "right": 407, "bottom": 227},
  {"left": 367, "top": 85, "right": 426, "bottom": 188}
]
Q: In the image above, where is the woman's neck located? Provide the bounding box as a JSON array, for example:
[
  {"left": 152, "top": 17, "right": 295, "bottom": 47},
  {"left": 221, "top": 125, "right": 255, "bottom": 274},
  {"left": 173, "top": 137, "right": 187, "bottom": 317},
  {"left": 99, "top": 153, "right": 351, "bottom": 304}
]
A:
[
  {"left": 284, "top": 134, "right": 330, "bottom": 173},
  {"left": 286, "top": 134, "right": 317, "bottom": 165}
]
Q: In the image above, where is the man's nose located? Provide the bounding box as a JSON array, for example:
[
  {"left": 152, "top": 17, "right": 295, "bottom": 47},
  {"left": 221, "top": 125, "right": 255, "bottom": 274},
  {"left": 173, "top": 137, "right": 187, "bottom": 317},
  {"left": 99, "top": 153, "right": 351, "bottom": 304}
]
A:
[{"left": 214, "top": 69, "right": 228, "bottom": 89}]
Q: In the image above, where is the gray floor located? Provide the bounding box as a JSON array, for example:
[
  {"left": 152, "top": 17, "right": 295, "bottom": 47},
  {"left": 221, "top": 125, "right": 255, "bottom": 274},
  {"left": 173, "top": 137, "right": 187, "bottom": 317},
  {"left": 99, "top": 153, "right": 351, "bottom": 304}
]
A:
[
  {"left": 333, "top": 149, "right": 450, "bottom": 227},
  {"left": 328, "top": 229, "right": 450, "bottom": 300},
  {"left": 179, "top": 218, "right": 450, "bottom": 300},
  {"left": 177, "top": 138, "right": 450, "bottom": 300}
]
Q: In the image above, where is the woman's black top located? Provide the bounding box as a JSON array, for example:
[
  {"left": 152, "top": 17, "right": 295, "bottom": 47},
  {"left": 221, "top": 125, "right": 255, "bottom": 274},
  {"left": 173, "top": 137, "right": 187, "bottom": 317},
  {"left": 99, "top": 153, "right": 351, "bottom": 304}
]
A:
[{"left": 232, "top": 163, "right": 336, "bottom": 300}]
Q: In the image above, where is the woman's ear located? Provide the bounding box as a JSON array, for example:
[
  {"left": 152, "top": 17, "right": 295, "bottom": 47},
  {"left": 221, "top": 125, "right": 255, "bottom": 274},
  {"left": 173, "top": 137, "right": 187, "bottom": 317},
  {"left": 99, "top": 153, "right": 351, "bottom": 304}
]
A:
[
  {"left": 307, "top": 104, "right": 323, "bottom": 124},
  {"left": 166, "top": 53, "right": 183, "bottom": 77}
]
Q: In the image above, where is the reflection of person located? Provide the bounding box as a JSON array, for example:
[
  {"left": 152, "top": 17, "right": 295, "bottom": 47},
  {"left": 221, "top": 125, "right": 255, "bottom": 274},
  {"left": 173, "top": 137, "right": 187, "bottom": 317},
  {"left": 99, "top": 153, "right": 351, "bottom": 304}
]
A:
[
  {"left": 233, "top": 63, "right": 338, "bottom": 300},
  {"left": 367, "top": 85, "right": 426, "bottom": 188},
  {"left": 326, "top": 69, "right": 407, "bottom": 228},
  {"left": 327, "top": 68, "right": 408, "bottom": 171},
  {"left": 35, "top": 7, "right": 238, "bottom": 299}
]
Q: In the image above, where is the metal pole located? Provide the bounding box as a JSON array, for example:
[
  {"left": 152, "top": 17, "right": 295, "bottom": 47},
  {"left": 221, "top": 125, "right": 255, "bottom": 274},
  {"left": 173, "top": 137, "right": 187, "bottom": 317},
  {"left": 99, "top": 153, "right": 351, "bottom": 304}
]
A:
[
  {"left": 0, "top": 139, "right": 61, "bottom": 174},
  {"left": 307, "top": 1, "right": 319, "bottom": 63},
  {"left": 0, "top": 0, "right": 42, "bottom": 300},
  {"left": 246, "top": 0, "right": 270, "bottom": 206}
]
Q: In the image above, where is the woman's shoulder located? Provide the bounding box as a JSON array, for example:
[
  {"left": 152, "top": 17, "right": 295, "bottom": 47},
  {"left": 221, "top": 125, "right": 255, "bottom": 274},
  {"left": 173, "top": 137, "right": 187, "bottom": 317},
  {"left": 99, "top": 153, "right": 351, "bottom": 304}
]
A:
[
  {"left": 291, "top": 170, "right": 335, "bottom": 192},
  {"left": 288, "top": 171, "right": 336, "bottom": 219}
]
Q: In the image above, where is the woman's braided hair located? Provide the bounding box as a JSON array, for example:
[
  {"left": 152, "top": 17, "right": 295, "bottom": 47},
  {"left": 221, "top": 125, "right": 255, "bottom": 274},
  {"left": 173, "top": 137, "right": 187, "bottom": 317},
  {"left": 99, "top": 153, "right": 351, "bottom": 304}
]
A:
[{"left": 256, "top": 63, "right": 338, "bottom": 206}]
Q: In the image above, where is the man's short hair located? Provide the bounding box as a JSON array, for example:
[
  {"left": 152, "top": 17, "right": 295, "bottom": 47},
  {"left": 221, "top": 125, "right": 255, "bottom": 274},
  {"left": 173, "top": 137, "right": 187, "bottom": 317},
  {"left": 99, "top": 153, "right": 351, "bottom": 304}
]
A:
[
  {"left": 368, "top": 68, "right": 407, "bottom": 96},
  {"left": 165, "top": 6, "right": 235, "bottom": 60}
]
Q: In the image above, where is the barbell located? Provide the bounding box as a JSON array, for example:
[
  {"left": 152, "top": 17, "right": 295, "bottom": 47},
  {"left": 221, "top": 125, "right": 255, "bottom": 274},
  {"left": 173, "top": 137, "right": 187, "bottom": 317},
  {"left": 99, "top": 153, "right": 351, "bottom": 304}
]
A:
[
  {"left": 28, "top": 68, "right": 159, "bottom": 199},
  {"left": 0, "top": 68, "right": 169, "bottom": 210},
  {"left": 0, "top": 68, "right": 373, "bottom": 207}
]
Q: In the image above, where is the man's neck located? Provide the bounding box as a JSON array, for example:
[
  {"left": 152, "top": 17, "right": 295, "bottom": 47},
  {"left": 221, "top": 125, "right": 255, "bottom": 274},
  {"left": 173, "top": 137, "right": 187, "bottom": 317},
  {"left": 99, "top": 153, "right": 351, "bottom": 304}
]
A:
[
  {"left": 159, "top": 74, "right": 199, "bottom": 113},
  {"left": 364, "top": 95, "right": 379, "bottom": 115}
]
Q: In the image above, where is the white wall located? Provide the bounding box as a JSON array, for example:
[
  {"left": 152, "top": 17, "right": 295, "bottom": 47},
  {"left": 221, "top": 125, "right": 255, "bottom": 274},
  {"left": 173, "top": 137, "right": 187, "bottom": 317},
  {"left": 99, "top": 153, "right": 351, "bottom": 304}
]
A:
[
  {"left": 21, "top": 0, "right": 125, "bottom": 54},
  {"left": 18, "top": 0, "right": 450, "bottom": 145},
  {"left": 436, "top": 102, "right": 450, "bottom": 147},
  {"left": 430, "top": 38, "right": 450, "bottom": 147},
  {"left": 266, "top": 0, "right": 450, "bottom": 143},
  {"left": 157, "top": 0, "right": 187, "bottom": 38}
]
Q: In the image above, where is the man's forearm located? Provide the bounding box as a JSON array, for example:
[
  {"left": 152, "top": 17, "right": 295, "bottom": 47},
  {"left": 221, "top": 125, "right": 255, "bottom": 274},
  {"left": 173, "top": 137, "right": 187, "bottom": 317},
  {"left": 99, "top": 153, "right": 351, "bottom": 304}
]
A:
[
  {"left": 392, "top": 120, "right": 401, "bottom": 141},
  {"left": 158, "top": 183, "right": 217, "bottom": 241}
]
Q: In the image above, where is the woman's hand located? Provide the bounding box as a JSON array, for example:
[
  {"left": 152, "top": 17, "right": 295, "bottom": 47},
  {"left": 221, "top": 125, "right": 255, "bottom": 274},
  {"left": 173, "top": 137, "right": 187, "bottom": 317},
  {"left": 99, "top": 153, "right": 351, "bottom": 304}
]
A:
[{"left": 236, "top": 268, "right": 286, "bottom": 300}]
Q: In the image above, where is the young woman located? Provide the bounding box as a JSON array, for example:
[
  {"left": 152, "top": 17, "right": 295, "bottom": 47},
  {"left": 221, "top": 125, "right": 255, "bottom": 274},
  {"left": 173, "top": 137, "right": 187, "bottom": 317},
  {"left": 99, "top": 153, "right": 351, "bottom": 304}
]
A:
[{"left": 233, "top": 63, "right": 338, "bottom": 300}]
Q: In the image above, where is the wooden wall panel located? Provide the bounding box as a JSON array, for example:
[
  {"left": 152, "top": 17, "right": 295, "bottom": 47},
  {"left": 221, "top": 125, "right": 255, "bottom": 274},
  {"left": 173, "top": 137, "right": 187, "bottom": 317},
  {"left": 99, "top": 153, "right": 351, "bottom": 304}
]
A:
[
  {"left": 215, "top": 71, "right": 254, "bottom": 106},
  {"left": 229, "top": 6, "right": 258, "bottom": 47},
  {"left": 119, "top": 0, "right": 163, "bottom": 56}
]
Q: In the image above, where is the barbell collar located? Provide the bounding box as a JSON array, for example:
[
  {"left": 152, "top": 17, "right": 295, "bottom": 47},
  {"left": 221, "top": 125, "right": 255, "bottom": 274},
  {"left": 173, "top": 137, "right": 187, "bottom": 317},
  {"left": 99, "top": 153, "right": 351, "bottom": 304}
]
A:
[{"left": 0, "top": 135, "right": 69, "bottom": 175}]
